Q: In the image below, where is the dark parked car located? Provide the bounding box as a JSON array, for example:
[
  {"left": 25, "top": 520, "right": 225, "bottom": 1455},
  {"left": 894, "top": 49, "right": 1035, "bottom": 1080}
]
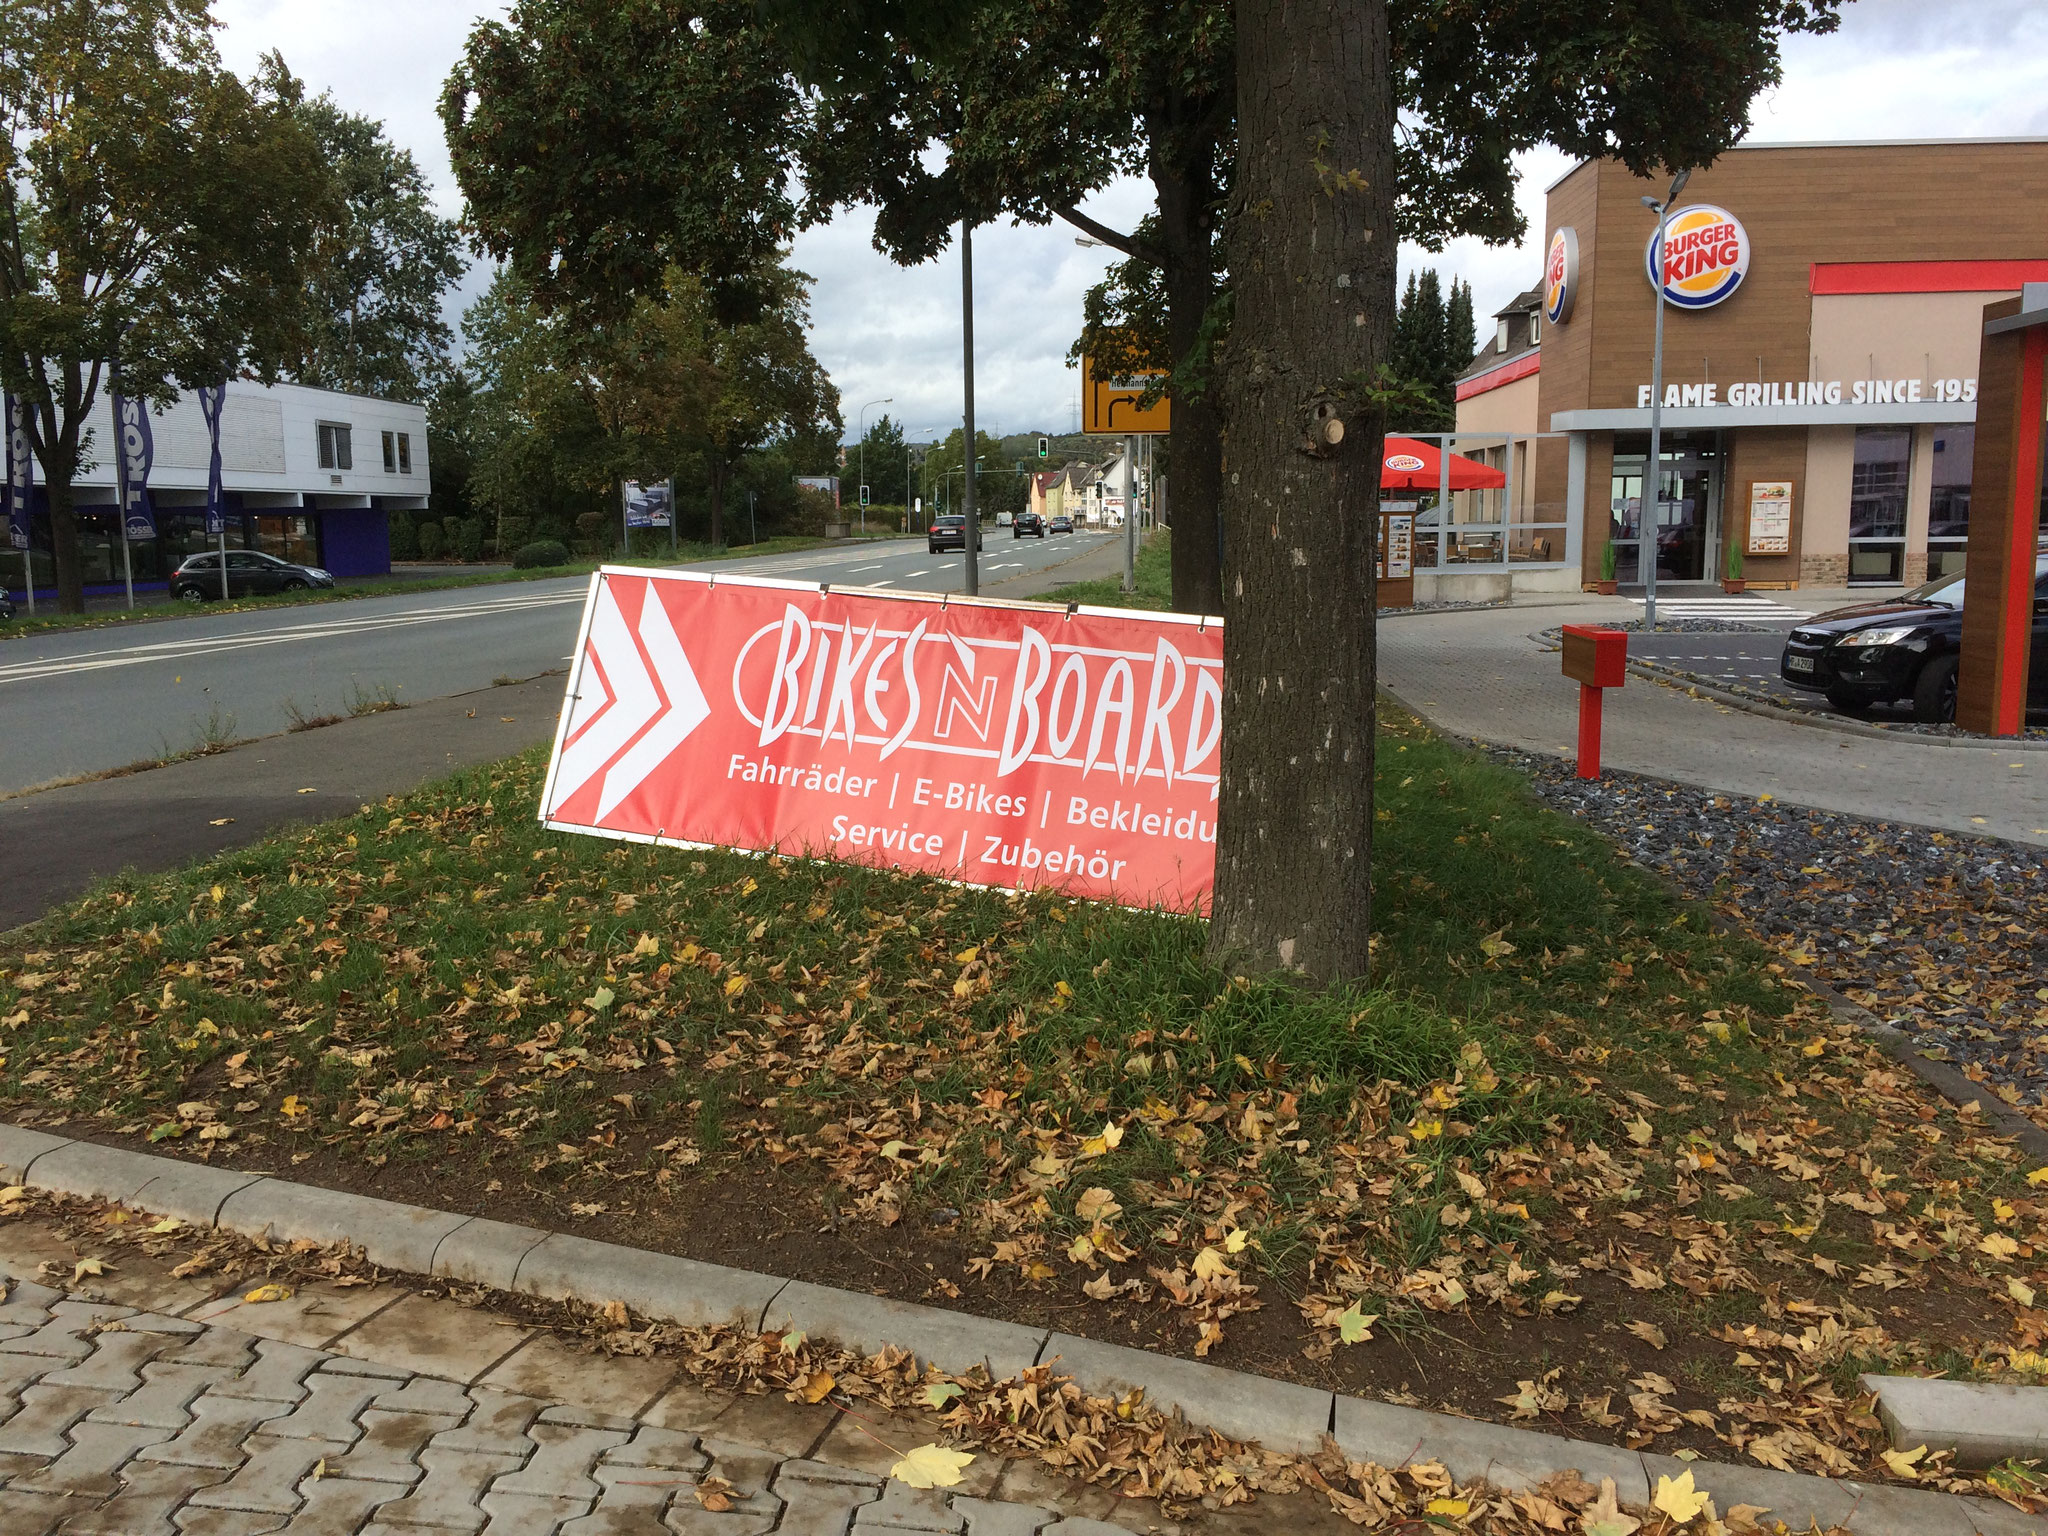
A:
[
  {"left": 170, "top": 550, "right": 335, "bottom": 603},
  {"left": 1013, "top": 511, "right": 1045, "bottom": 539},
  {"left": 1048, "top": 515, "right": 1073, "bottom": 534},
  {"left": 0, "top": 592, "right": 14, "bottom": 621},
  {"left": 928, "top": 515, "right": 981, "bottom": 554},
  {"left": 1778, "top": 553, "right": 2048, "bottom": 722}
]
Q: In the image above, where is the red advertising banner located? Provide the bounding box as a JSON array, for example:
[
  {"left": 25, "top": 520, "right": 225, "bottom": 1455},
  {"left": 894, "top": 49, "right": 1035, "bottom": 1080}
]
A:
[{"left": 540, "top": 569, "right": 1225, "bottom": 911}]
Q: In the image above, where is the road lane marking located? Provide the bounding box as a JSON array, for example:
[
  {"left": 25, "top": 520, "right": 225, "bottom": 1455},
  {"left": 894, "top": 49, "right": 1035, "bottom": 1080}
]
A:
[{"left": 0, "top": 589, "right": 587, "bottom": 685}]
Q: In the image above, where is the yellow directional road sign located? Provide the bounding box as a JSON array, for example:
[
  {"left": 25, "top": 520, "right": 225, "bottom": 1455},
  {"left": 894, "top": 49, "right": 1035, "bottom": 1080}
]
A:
[{"left": 1082, "top": 348, "right": 1171, "bottom": 435}]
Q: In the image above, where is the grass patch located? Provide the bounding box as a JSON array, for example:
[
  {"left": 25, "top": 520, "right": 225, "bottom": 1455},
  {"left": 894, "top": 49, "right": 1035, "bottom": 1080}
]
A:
[
  {"left": 1040, "top": 530, "right": 1171, "bottom": 611},
  {"left": 1, "top": 704, "right": 2035, "bottom": 1481}
]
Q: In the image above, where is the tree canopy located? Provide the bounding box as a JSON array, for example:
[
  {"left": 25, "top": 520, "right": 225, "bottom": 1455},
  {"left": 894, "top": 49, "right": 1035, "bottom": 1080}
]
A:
[{"left": 0, "top": 0, "right": 331, "bottom": 611}]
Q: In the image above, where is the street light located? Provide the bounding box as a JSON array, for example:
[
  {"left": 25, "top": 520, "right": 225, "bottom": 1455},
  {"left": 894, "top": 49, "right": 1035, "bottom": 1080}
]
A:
[
  {"left": 857, "top": 396, "right": 892, "bottom": 535},
  {"left": 1640, "top": 167, "right": 1691, "bottom": 630}
]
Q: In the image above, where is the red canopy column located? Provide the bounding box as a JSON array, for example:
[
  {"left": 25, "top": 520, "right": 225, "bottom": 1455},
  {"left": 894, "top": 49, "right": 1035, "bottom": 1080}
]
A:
[{"left": 1956, "top": 290, "right": 2047, "bottom": 736}]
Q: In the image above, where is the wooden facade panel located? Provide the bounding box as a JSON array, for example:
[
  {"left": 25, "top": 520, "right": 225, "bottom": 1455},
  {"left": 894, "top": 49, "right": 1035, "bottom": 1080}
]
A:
[{"left": 1723, "top": 428, "right": 1808, "bottom": 584}]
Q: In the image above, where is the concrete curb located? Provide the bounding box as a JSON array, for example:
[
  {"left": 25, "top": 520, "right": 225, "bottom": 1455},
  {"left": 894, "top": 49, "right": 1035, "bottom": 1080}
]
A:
[
  {"left": 0, "top": 1126, "right": 2038, "bottom": 1533},
  {"left": 1865, "top": 1373, "right": 2048, "bottom": 1471}
]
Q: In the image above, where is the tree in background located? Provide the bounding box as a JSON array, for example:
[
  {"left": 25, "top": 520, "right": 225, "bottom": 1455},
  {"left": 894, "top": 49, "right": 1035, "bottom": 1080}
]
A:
[
  {"left": 854, "top": 412, "right": 908, "bottom": 508},
  {"left": 279, "top": 64, "right": 465, "bottom": 403},
  {"left": 0, "top": 0, "right": 329, "bottom": 612},
  {"left": 1386, "top": 269, "right": 1474, "bottom": 432}
]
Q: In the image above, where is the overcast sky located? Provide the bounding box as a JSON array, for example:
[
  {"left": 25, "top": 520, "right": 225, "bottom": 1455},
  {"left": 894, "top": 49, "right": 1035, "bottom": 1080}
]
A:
[{"left": 215, "top": 0, "right": 2048, "bottom": 442}]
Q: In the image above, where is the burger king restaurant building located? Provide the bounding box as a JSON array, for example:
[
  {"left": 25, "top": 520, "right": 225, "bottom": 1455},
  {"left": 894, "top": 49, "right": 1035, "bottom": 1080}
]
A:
[{"left": 1450, "top": 138, "right": 2048, "bottom": 595}]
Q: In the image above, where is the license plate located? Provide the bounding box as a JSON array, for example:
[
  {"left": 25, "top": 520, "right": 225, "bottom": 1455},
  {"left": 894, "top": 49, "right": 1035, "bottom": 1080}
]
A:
[{"left": 1786, "top": 654, "right": 1814, "bottom": 674}]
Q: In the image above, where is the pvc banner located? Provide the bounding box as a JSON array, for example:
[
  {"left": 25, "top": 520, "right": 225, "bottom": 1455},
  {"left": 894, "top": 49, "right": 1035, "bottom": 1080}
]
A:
[
  {"left": 4, "top": 394, "right": 28, "bottom": 552},
  {"left": 540, "top": 569, "right": 1224, "bottom": 912},
  {"left": 198, "top": 384, "right": 228, "bottom": 536},
  {"left": 622, "top": 479, "right": 672, "bottom": 529},
  {"left": 110, "top": 371, "right": 157, "bottom": 540}
]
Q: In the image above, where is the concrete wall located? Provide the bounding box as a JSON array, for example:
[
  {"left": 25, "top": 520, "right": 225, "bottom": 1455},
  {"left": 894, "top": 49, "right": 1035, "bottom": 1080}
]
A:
[
  {"left": 1801, "top": 427, "right": 1855, "bottom": 586},
  {"left": 1808, "top": 290, "right": 2020, "bottom": 390}
]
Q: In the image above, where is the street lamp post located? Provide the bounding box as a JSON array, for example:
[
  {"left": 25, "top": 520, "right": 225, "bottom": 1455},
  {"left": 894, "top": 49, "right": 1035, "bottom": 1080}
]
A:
[
  {"left": 959, "top": 222, "right": 979, "bottom": 596},
  {"left": 1640, "top": 168, "right": 1690, "bottom": 630},
  {"left": 857, "top": 396, "right": 892, "bottom": 536}
]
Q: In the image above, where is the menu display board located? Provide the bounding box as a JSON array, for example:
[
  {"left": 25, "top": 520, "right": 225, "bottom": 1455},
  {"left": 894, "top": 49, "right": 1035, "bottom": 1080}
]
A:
[
  {"left": 1748, "top": 481, "right": 1792, "bottom": 555},
  {"left": 1385, "top": 514, "right": 1413, "bottom": 579}
]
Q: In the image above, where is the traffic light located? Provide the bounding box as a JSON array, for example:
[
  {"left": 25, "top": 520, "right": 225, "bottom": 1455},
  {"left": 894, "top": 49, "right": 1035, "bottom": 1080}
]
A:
[
  {"left": 859, "top": 484, "right": 870, "bottom": 507},
  {"left": 1037, "top": 435, "right": 1049, "bottom": 460}
]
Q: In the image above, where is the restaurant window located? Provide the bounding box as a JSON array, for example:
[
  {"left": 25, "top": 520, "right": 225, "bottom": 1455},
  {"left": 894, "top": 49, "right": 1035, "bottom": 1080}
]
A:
[
  {"left": 254, "top": 514, "right": 320, "bottom": 567},
  {"left": 1848, "top": 426, "right": 1910, "bottom": 585},
  {"left": 317, "top": 422, "right": 353, "bottom": 471},
  {"left": 397, "top": 432, "right": 412, "bottom": 475},
  {"left": 1927, "top": 426, "right": 1974, "bottom": 580}
]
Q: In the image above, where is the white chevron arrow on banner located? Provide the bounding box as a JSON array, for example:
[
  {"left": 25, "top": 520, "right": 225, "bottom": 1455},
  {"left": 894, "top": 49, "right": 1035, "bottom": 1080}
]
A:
[{"left": 551, "top": 578, "right": 710, "bottom": 822}]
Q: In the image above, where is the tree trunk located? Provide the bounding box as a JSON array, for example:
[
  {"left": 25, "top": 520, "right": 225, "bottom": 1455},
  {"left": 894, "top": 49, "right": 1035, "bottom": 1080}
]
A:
[
  {"left": 708, "top": 455, "right": 726, "bottom": 546},
  {"left": 1208, "top": 0, "right": 1392, "bottom": 983},
  {"left": 48, "top": 475, "right": 83, "bottom": 615},
  {"left": 1152, "top": 116, "right": 1225, "bottom": 618}
]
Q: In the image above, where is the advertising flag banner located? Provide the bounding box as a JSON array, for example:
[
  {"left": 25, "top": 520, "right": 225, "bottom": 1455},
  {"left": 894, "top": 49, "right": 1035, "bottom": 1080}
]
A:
[
  {"left": 198, "top": 384, "right": 228, "bottom": 536},
  {"left": 110, "top": 370, "right": 157, "bottom": 540},
  {"left": 4, "top": 394, "right": 29, "bottom": 552},
  {"left": 540, "top": 570, "right": 1224, "bottom": 912}
]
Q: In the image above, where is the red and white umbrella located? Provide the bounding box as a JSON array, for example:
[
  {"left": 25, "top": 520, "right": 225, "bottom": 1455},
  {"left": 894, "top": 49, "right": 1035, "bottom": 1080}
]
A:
[{"left": 1378, "top": 436, "right": 1506, "bottom": 491}]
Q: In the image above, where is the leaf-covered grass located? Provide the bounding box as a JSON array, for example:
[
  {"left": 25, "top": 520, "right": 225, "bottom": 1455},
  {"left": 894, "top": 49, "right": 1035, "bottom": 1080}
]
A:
[
  {"left": 0, "top": 534, "right": 880, "bottom": 640},
  {"left": 2, "top": 706, "right": 2039, "bottom": 1485}
]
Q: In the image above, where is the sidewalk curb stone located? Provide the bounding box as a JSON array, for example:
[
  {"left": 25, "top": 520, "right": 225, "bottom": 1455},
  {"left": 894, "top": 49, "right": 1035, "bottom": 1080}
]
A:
[
  {"left": 1333, "top": 1394, "right": 1647, "bottom": 1497},
  {"left": 764, "top": 1281, "right": 1046, "bottom": 1381},
  {"left": 5, "top": 1124, "right": 2044, "bottom": 1533},
  {"left": 429, "top": 1217, "right": 551, "bottom": 1292},
  {"left": 1035, "top": 1331, "right": 1331, "bottom": 1456},
  {"left": 215, "top": 1180, "right": 468, "bottom": 1274},
  {"left": 509, "top": 1231, "right": 782, "bottom": 1330},
  {"left": 1862, "top": 1373, "right": 2048, "bottom": 1470}
]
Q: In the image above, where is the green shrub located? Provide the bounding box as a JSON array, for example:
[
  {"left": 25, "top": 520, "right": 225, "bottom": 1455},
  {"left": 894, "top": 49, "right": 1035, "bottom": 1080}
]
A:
[
  {"left": 388, "top": 511, "right": 419, "bottom": 561},
  {"left": 415, "top": 520, "right": 446, "bottom": 561},
  {"left": 512, "top": 539, "right": 571, "bottom": 569},
  {"left": 453, "top": 518, "right": 486, "bottom": 562}
]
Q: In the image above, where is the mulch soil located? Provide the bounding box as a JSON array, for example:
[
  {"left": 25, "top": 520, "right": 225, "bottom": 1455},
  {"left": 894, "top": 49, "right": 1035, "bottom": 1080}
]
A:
[{"left": 5, "top": 717, "right": 2048, "bottom": 1523}]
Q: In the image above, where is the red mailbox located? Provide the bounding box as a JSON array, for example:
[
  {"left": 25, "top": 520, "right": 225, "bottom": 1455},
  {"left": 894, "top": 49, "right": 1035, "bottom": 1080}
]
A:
[{"left": 1560, "top": 624, "right": 1628, "bottom": 779}]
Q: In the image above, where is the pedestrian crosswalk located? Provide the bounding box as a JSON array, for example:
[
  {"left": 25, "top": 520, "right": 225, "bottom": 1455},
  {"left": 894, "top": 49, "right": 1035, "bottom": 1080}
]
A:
[{"left": 1625, "top": 594, "right": 1814, "bottom": 623}]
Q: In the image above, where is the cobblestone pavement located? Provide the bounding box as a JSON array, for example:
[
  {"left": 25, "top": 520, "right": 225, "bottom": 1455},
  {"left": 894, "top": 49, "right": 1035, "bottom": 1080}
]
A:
[
  {"left": 1376, "top": 600, "right": 2048, "bottom": 847},
  {"left": 0, "top": 1249, "right": 1164, "bottom": 1536}
]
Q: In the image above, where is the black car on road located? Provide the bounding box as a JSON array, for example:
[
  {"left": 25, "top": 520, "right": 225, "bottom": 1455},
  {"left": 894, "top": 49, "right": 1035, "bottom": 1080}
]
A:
[
  {"left": 927, "top": 515, "right": 981, "bottom": 554},
  {"left": 1013, "top": 511, "right": 1045, "bottom": 539},
  {"left": 170, "top": 550, "right": 336, "bottom": 604},
  {"left": 1779, "top": 554, "right": 2048, "bottom": 722}
]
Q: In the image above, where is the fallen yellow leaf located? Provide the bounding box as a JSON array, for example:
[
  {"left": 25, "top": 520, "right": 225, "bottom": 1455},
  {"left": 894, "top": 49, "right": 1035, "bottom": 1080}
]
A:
[
  {"left": 1881, "top": 1444, "right": 1927, "bottom": 1479},
  {"left": 1651, "top": 1469, "right": 1711, "bottom": 1524},
  {"left": 800, "top": 1370, "right": 835, "bottom": 1404},
  {"left": 241, "top": 1284, "right": 294, "bottom": 1305},
  {"left": 889, "top": 1443, "right": 974, "bottom": 1489}
]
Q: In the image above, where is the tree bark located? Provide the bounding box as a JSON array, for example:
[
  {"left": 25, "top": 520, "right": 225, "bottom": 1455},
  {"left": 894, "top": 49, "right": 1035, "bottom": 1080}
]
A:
[
  {"left": 48, "top": 475, "right": 83, "bottom": 615},
  {"left": 1209, "top": 0, "right": 1392, "bottom": 983},
  {"left": 708, "top": 454, "right": 727, "bottom": 546},
  {"left": 1151, "top": 113, "right": 1225, "bottom": 618}
]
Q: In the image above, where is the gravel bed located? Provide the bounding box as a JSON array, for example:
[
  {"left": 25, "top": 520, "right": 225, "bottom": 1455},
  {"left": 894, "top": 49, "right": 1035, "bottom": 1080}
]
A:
[
  {"left": 1536, "top": 617, "right": 1771, "bottom": 638},
  {"left": 1380, "top": 597, "right": 1507, "bottom": 617},
  {"left": 1498, "top": 750, "right": 2048, "bottom": 1108}
]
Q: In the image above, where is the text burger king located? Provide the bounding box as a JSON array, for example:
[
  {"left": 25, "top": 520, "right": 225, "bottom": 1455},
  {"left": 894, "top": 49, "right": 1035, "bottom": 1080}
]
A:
[{"left": 540, "top": 569, "right": 1224, "bottom": 911}]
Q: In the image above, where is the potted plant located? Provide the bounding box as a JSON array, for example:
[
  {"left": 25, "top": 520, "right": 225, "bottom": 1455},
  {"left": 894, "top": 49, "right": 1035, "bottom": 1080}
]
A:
[
  {"left": 1722, "top": 540, "right": 1746, "bottom": 595},
  {"left": 1596, "top": 540, "right": 1618, "bottom": 595}
]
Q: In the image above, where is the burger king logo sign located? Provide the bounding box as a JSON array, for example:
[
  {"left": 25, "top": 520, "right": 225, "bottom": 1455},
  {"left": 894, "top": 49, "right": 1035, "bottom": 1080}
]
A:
[
  {"left": 1384, "top": 452, "right": 1427, "bottom": 473},
  {"left": 1644, "top": 204, "right": 1750, "bottom": 309},
  {"left": 1543, "top": 226, "right": 1579, "bottom": 325}
]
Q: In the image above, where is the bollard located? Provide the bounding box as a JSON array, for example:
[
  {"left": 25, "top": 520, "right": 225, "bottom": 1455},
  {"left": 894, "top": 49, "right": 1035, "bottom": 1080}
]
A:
[{"left": 1560, "top": 624, "right": 1628, "bottom": 780}]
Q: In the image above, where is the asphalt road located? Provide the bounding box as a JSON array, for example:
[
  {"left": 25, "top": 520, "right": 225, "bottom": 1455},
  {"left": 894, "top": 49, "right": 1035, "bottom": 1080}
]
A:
[{"left": 0, "top": 530, "right": 1117, "bottom": 795}]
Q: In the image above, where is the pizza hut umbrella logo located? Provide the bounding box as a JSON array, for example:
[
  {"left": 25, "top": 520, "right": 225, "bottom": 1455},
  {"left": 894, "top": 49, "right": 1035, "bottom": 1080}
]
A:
[
  {"left": 1644, "top": 204, "right": 1750, "bottom": 310},
  {"left": 1384, "top": 453, "right": 1427, "bottom": 474},
  {"left": 1544, "top": 226, "right": 1579, "bottom": 324}
]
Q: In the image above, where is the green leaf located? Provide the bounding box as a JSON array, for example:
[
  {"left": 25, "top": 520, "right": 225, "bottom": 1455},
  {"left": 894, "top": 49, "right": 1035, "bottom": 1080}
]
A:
[{"left": 585, "top": 986, "right": 615, "bottom": 1012}]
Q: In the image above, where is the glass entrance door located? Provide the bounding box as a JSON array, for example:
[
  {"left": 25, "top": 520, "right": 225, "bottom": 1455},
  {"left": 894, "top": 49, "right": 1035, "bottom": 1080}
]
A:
[{"left": 1608, "top": 432, "right": 1720, "bottom": 584}]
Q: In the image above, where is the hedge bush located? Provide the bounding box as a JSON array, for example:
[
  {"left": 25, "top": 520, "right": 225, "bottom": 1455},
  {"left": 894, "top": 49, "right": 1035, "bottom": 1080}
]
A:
[
  {"left": 512, "top": 540, "right": 571, "bottom": 569},
  {"left": 415, "top": 521, "right": 446, "bottom": 561}
]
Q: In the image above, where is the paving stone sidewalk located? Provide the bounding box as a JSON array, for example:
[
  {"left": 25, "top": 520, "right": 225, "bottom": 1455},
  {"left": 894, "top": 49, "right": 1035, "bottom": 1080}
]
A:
[{"left": 0, "top": 1256, "right": 1144, "bottom": 1536}]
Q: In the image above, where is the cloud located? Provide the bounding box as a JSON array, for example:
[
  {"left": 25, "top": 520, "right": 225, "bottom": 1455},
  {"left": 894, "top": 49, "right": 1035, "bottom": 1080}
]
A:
[{"left": 213, "top": 0, "right": 2048, "bottom": 428}]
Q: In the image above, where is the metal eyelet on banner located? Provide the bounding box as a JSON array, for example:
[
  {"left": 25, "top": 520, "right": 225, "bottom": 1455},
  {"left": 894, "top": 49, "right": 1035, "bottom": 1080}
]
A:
[
  {"left": 819, "top": 582, "right": 831, "bottom": 597},
  {"left": 1065, "top": 601, "right": 1079, "bottom": 622}
]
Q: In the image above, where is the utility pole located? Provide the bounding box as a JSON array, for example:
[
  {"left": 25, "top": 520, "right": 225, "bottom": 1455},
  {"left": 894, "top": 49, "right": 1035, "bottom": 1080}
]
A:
[
  {"left": 1641, "top": 168, "right": 1690, "bottom": 630},
  {"left": 1121, "top": 435, "right": 1136, "bottom": 592},
  {"left": 960, "top": 223, "right": 979, "bottom": 595}
]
